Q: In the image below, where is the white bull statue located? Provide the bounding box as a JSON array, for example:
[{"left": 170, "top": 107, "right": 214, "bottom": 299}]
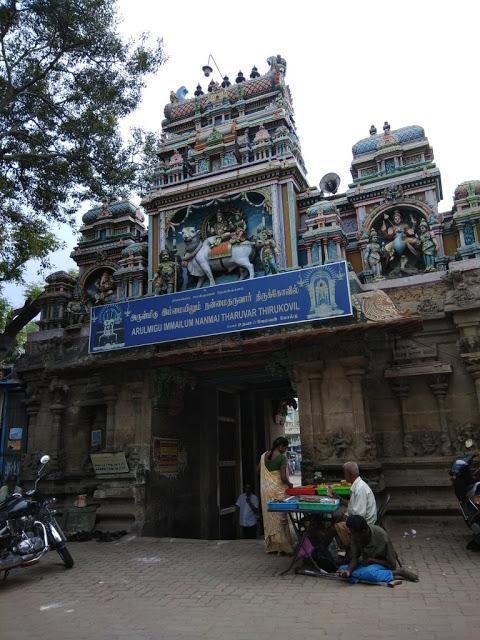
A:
[{"left": 180, "top": 226, "right": 255, "bottom": 287}]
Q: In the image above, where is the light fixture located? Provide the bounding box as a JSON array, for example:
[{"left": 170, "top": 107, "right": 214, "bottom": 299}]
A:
[{"left": 202, "top": 55, "right": 224, "bottom": 80}]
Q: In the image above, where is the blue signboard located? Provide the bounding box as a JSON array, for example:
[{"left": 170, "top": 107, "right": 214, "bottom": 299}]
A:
[{"left": 89, "top": 261, "right": 352, "bottom": 353}]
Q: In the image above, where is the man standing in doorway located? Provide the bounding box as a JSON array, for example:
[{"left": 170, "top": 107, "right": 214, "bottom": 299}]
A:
[{"left": 236, "top": 484, "right": 259, "bottom": 539}]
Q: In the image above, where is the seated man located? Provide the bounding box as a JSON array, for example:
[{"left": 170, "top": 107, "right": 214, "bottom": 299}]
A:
[
  {"left": 322, "top": 461, "right": 377, "bottom": 549},
  {"left": 337, "top": 515, "right": 419, "bottom": 586}
]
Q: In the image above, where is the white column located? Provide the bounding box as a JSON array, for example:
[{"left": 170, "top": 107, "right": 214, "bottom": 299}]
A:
[
  {"left": 159, "top": 211, "right": 166, "bottom": 250},
  {"left": 271, "top": 183, "right": 286, "bottom": 269}
]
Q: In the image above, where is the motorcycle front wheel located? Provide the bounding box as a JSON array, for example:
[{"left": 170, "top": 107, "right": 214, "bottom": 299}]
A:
[{"left": 57, "top": 545, "right": 74, "bottom": 568}]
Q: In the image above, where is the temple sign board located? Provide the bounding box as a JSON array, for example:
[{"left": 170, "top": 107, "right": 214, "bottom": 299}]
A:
[
  {"left": 89, "top": 261, "right": 352, "bottom": 353},
  {"left": 90, "top": 452, "right": 129, "bottom": 475}
]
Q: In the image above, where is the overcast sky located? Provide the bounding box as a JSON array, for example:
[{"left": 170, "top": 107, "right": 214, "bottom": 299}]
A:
[{"left": 4, "top": 0, "right": 479, "bottom": 306}]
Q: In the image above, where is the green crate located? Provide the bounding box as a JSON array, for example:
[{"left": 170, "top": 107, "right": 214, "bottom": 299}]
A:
[
  {"left": 332, "top": 486, "right": 351, "bottom": 496},
  {"left": 298, "top": 499, "right": 339, "bottom": 512},
  {"left": 316, "top": 485, "right": 350, "bottom": 496}
]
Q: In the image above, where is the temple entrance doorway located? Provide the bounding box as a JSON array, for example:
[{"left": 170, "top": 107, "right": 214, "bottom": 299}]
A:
[
  {"left": 201, "top": 373, "right": 299, "bottom": 540},
  {"left": 213, "top": 384, "right": 299, "bottom": 540},
  {"left": 148, "top": 360, "right": 301, "bottom": 541}
]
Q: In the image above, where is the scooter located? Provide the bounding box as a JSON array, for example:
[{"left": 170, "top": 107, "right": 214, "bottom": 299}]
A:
[{"left": 449, "top": 442, "right": 480, "bottom": 550}]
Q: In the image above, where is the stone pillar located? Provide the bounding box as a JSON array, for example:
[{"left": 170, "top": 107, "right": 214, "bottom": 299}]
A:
[
  {"left": 294, "top": 362, "right": 324, "bottom": 464},
  {"left": 103, "top": 385, "right": 118, "bottom": 450},
  {"left": 425, "top": 188, "right": 438, "bottom": 211},
  {"left": 306, "top": 244, "right": 312, "bottom": 265},
  {"left": 50, "top": 404, "right": 66, "bottom": 459},
  {"left": 356, "top": 205, "right": 367, "bottom": 229},
  {"left": 428, "top": 374, "right": 450, "bottom": 433},
  {"left": 454, "top": 308, "right": 480, "bottom": 419},
  {"left": 341, "top": 356, "right": 369, "bottom": 437},
  {"left": 159, "top": 211, "right": 166, "bottom": 250},
  {"left": 463, "top": 355, "right": 480, "bottom": 417},
  {"left": 25, "top": 393, "right": 41, "bottom": 454},
  {"left": 271, "top": 183, "right": 286, "bottom": 269},
  {"left": 286, "top": 181, "right": 299, "bottom": 268},
  {"left": 336, "top": 240, "right": 342, "bottom": 259},
  {"left": 322, "top": 239, "right": 327, "bottom": 264},
  {"left": 47, "top": 380, "right": 69, "bottom": 472},
  {"left": 431, "top": 223, "right": 445, "bottom": 257},
  {"left": 390, "top": 380, "right": 409, "bottom": 454}
]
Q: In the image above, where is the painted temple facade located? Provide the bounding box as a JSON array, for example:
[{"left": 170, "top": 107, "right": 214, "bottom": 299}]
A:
[{"left": 16, "top": 55, "right": 480, "bottom": 537}]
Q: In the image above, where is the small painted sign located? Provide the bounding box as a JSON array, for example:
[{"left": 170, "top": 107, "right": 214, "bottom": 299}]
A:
[
  {"left": 89, "top": 261, "right": 352, "bottom": 353},
  {"left": 90, "top": 452, "right": 129, "bottom": 475},
  {"left": 153, "top": 437, "right": 179, "bottom": 474},
  {"left": 7, "top": 427, "right": 23, "bottom": 451},
  {"left": 8, "top": 427, "right": 23, "bottom": 440}
]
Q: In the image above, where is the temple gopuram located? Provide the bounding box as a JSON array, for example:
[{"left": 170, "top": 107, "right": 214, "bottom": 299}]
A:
[{"left": 16, "top": 55, "right": 480, "bottom": 537}]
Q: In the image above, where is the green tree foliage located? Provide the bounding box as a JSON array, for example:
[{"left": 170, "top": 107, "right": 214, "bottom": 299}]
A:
[
  {"left": 0, "top": 295, "right": 38, "bottom": 363},
  {"left": 0, "top": 0, "right": 165, "bottom": 285},
  {"left": 24, "top": 280, "right": 44, "bottom": 301}
]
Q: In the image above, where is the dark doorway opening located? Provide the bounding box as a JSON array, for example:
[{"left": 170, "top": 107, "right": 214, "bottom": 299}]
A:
[{"left": 147, "top": 358, "right": 300, "bottom": 541}]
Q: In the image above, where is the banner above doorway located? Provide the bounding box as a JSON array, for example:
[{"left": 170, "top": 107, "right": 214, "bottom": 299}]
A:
[{"left": 89, "top": 261, "right": 352, "bottom": 353}]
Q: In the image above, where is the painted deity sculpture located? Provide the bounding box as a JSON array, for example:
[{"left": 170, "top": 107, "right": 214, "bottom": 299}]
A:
[
  {"left": 181, "top": 226, "right": 255, "bottom": 287},
  {"left": 380, "top": 209, "right": 420, "bottom": 268},
  {"left": 363, "top": 229, "right": 383, "bottom": 279},
  {"left": 66, "top": 284, "right": 89, "bottom": 323},
  {"left": 257, "top": 227, "right": 279, "bottom": 275},
  {"left": 153, "top": 250, "right": 179, "bottom": 295},
  {"left": 418, "top": 220, "right": 437, "bottom": 271},
  {"left": 208, "top": 211, "right": 232, "bottom": 246},
  {"left": 94, "top": 271, "right": 115, "bottom": 305},
  {"left": 230, "top": 212, "right": 247, "bottom": 244}
]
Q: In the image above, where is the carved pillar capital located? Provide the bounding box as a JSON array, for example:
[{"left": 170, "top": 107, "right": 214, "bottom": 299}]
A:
[
  {"left": 25, "top": 398, "right": 41, "bottom": 417},
  {"left": 428, "top": 373, "right": 451, "bottom": 437},
  {"left": 463, "top": 353, "right": 480, "bottom": 378},
  {"left": 428, "top": 373, "right": 450, "bottom": 397},
  {"left": 49, "top": 377, "right": 69, "bottom": 405},
  {"left": 294, "top": 360, "right": 325, "bottom": 381},
  {"left": 340, "top": 355, "right": 369, "bottom": 375},
  {"left": 389, "top": 379, "right": 410, "bottom": 399}
]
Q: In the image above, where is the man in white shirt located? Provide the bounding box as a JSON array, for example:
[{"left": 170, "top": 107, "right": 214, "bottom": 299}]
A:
[
  {"left": 344, "top": 462, "right": 377, "bottom": 524},
  {"left": 333, "top": 461, "right": 377, "bottom": 547},
  {"left": 236, "top": 484, "right": 259, "bottom": 539}
]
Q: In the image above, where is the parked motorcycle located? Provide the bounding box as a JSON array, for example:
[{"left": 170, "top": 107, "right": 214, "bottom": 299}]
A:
[
  {"left": 0, "top": 455, "right": 74, "bottom": 579},
  {"left": 449, "top": 443, "right": 480, "bottom": 550}
]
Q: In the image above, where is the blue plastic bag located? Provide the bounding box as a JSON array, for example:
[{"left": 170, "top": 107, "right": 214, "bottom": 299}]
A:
[{"left": 338, "top": 563, "right": 394, "bottom": 584}]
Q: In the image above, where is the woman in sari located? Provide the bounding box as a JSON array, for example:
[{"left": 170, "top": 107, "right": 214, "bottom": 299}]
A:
[{"left": 259, "top": 436, "right": 294, "bottom": 554}]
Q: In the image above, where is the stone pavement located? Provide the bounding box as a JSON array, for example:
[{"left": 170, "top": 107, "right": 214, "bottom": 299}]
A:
[{"left": 1, "top": 516, "right": 478, "bottom": 640}]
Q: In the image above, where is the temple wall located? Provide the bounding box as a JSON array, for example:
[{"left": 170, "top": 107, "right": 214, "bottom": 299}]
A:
[
  {"left": 295, "top": 265, "right": 480, "bottom": 510},
  {"left": 16, "top": 262, "right": 480, "bottom": 532}
]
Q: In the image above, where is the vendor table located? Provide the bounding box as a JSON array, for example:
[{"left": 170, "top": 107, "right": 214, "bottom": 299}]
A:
[{"left": 267, "top": 499, "right": 340, "bottom": 576}]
